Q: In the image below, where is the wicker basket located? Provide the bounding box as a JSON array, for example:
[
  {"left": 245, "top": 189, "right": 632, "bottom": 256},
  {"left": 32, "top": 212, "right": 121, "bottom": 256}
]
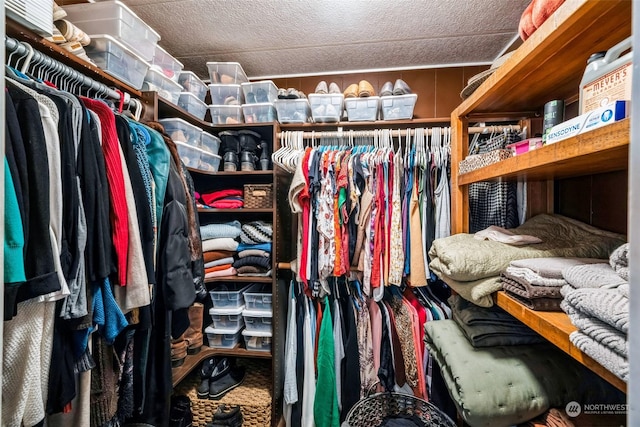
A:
[
  {"left": 244, "top": 184, "right": 273, "bottom": 209},
  {"left": 174, "top": 359, "right": 272, "bottom": 427},
  {"left": 458, "top": 148, "right": 512, "bottom": 174}
]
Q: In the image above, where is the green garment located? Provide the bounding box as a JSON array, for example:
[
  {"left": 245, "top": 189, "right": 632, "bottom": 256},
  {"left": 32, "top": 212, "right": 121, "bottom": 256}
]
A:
[
  {"left": 313, "top": 296, "right": 340, "bottom": 427},
  {"left": 4, "top": 157, "right": 26, "bottom": 285}
]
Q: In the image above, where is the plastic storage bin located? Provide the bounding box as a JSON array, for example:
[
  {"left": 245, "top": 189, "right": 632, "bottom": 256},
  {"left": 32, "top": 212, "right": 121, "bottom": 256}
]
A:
[
  {"left": 344, "top": 96, "right": 380, "bottom": 121},
  {"left": 206, "top": 61, "right": 248, "bottom": 84},
  {"left": 242, "top": 103, "right": 276, "bottom": 123},
  {"left": 205, "top": 325, "right": 243, "bottom": 349},
  {"left": 178, "top": 92, "right": 208, "bottom": 120},
  {"left": 174, "top": 141, "right": 201, "bottom": 169},
  {"left": 208, "top": 84, "right": 243, "bottom": 105},
  {"left": 208, "top": 105, "right": 244, "bottom": 125},
  {"left": 242, "top": 330, "right": 272, "bottom": 352},
  {"left": 84, "top": 35, "right": 150, "bottom": 90},
  {"left": 243, "top": 285, "right": 272, "bottom": 311},
  {"left": 274, "top": 99, "right": 312, "bottom": 123},
  {"left": 63, "top": 1, "right": 160, "bottom": 61},
  {"left": 199, "top": 150, "right": 222, "bottom": 172},
  {"left": 157, "top": 118, "right": 201, "bottom": 147},
  {"left": 209, "top": 283, "right": 254, "bottom": 309},
  {"left": 242, "top": 309, "right": 272, "bottom": 333},
  {"left": 241, "top": 81, "right": 278, "bottom": 104},
  {"left": 200, "top": 131, "right": 221, "bottom": 155},
  {"left": 380, "top": 94, "right": 418, "bottom": 120},
  {"left": 143, "top": 68, "right": 183, "bottom": 104},
  {"left": 150, "top": 45, "right": 183, "bottom": 82},
  {"left": 308, "top": 93, "right": 344, "bottom": 123},
  {"left": 178, "top": 71, "right": 208, "bottom": 102},
  {"left": 209, "top": 306, "right": 245, "bottom": 330}
]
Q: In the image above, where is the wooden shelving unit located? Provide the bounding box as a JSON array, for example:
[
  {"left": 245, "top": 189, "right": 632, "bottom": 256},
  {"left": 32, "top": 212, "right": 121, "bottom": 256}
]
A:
[{"left": 279, "top": 117, "right": 450, "bottom": 130}]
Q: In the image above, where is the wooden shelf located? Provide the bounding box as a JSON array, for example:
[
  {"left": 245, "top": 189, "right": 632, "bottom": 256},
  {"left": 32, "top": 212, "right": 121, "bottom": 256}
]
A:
[
  {"left": 279, "top": 117, "right": 450, "bottom": 130},
  {"left": 495, "top": 292, "right": 626, "bottom": 392},
  {"left": 454, "top": 0, "right": 631, "bottom": 116},
  {"left": 458, "top": 119, "right": 629, "bottom": 185},
  {"left": 198, "top": 208, "right": 273, "bottom": 213},
  {"left": 172, "top": 345, "right": 272, "bottom": 387},
  {"left": 188, "top": 169, "right": 273, "bottom": 177},
  {"left": 205, "top": 276, "right": 273, "bottom": 284}
]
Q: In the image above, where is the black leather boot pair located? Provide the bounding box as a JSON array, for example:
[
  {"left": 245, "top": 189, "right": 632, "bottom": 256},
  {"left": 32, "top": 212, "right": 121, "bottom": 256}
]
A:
[
  {"left": 169, "top": 395, "right": 193, "bottom": 427},
  {"left": 196, "top": 357, "right": 247, "bottom": 401},
  {"left": 205, "top": 404, "right": 243, "bottom": 427},
  {"left": 219, "top": 130, "right": 270, "bottom": 171}
]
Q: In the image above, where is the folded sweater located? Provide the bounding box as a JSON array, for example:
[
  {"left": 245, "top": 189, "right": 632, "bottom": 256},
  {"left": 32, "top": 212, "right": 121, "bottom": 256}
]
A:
[
  {"left": 200, "top": 221, "right": 242, "bottom": 240},
  {"left": 202, "top": 238, "right": 239, "bottom": 252}
]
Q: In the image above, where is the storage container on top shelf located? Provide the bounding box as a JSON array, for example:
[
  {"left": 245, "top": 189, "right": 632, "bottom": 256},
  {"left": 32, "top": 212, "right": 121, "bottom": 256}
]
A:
[
  {"left": 242, "top": 103, "right": 277, "bottom": 124},
  {"left": 243, "top": 284, "right": 272, "bottom": 312},
  {"left": 174, "top": 141, "right": 202, "bottom": 169},
  {"left": 308, "top": 93, "right": 344, "bottom": 123},
  {"left": 157, "top": 118, "right": 201, "bottom": 147},
  {"left": 241, "top": 81, "right": 278, "bottom": 104},
  {"left": 242, "top": 309, "right": 272, "bottom": 333},
  {"left": 242, "top": 329, "right": 272, "bottom": 352},
  {"left": 199, "top": 150, "right": 222, "bottom": 173},
  {"left": 380, "top": 94, "right": 418, "bottom": 120},
  {"left": 200, "top": 131, "right": 221, "bottom": 156},
  {"left": 84, "top": 34, "right": 150, "bottom": 90},
  {"left": 208, "top": 84, "right": 244, "bottom": 105},
  {"left": 208, "top": 105, "right": 244, "bottom": 125},
  {"left": 344, "top": 96, "right": 380, "bottom": 121},
  {"left": 143, "top": 68, "right": 183, "bottom": 104},
  {"left": 274, "top": 99, "right": 312, "bottom": 123},
  {"left": 209, "top": 306, "right": 245, "bottom": 330},
  {"left": 150, "top": 45, "right": 183, "bottom": 82},
  {"left": 62, "top": 1, "right": 160, "bottom": 61},
  {"left": 178, "top": 92, "right": 208, "bottom": 120},
  {"left": 206, "top": 61, "right": 248, "bottom": 84},
  {"left": 178, "top": 71, "right": 208, "bottom": 102},
  {"left": 209, "top": 283, "right": 255, "bottom": 309},
  {"left": 205, "top": 324, "right": 243, "bottom": 349}
]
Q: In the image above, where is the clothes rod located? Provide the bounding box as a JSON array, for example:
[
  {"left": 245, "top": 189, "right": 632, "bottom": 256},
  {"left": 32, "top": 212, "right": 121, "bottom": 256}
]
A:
[
  {"left": 276, "top": 125, "right": 520, "bottom": 140},
  {"left": 5, "top": 36, "right": 129, "bottom": 104}
]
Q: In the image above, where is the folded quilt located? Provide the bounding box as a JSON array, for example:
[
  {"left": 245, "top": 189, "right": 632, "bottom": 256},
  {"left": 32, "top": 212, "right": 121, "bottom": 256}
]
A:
[
  {"left": 562, "top": 263, "right": 627, "bottom": 290},
  {"left": 473, "top": 225, "right": 542, "bottom": 245},
  {"left": 500, "top": 275, "right": 563, "bottom": 299},
  {"left": 561, "top": 302, "right": 628, "bottom": 358},
  {"left": 503, "top": 291, "right": 563, "bottom": 312},
  {"left": 203, "top": 250, "right": 236, "bottom": 263},
  {"left": 233, "top": 256, "right": 271, "bottom": 270},
  {"left": 436, "top": 274, "right": 501, "bottom": 307},
  {"left": 204, "top": 257, "right": 235, "bottom": 269},
  {"left": 200, "top": 221, "right": 242, "bottom": 240},
  {"left": 240, "top": 221, "right": 273, "bottom": 244},
  {"left": 202, "top": 238, "right": 239, "bottom": 252},
  {"left": 561, "top": 286, "right": 629, "bottom": 333},
  {"left": 238, "top": 249, "right": 270, "bottom": 258},
  {"left": 570, "top": 331, "right": 628, "bottom": 381},
  {"left": 503, "top": 267, "right": 566, "bottom": 287},
  {"left": 448, "top": 294, "right": 523, "bottom": 327},
  {"left": 237, "top": 242, "right": 272, "bottom": 253},
  {"left": 452, "top": 311, "right": 544, "bottom": 347},
  {"left": 609, "top": 243, "right": 629, "bottom": 281},
  {"left": 510, "top": 257, "right": 606, "bottom": 279},
  {"left": 204, "top": 266, "right": 237, "bottom": 278},
  {"left": 429, "top": 214, "right": 625, "bottom": 282}
]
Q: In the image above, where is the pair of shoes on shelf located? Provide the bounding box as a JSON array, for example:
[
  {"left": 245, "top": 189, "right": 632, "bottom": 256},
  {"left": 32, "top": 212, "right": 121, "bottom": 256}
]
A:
[
  {"left": 314, "top": 81, "right": 341, "bottom": 95},
  {"left": 277, "top": 88, "right": 306, "bottom": 99},
  {"left": 380, "top": 79, "right": 412, "bottom": 96},
  {"left": 245, "top": 88, "right": 269, "bottom": 103},
  {"left": 205, "top": 404, "right": 243, "bottom": 427},
  {"left": 197, "top": 357, "right": 247, "bottom": 400},
  {"left": 170, "top": 395, "right": 193, "bottom": 427},
  {"left": 211, "top": 72, "right": 236, "bottom": 84},
  {"left": 344, "top": 80, "right": 376, "bottom": 98}
]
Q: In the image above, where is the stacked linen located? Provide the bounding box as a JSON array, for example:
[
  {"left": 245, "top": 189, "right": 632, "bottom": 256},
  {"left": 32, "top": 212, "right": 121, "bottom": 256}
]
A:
[
  {"left": 233, "top": 221, "right": 273, "bottom": 277},
  {"left": 560, "top": 243, "right": 630, "bottom": 382},
  {"left": 500, "top": 257, "right": 605, "bottom": 311},
  {"left": 201, "top": 221, "right": 241, "bottom": 278}
]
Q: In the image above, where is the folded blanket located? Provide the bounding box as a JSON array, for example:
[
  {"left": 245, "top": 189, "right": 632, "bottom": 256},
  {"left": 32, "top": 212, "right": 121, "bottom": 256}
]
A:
[
  {"left": 532, "top": 0, "right": 566, "bottom": 29},
  {"left": 448, "top": 294, "right": 522, "bottom": 327},
  {"left": 240, "top": 221, "right": 273, "bottom": 244},
  {"left": 474, "top": 225, "right": 542, "bottom": 245},
  {"left": 203, "top": 250, "right": 236, "bottom": 263},
  {"left": 204, "top": 266, "right": 237, "bottom": 279},
  {"left": 437, "top": 274, "right": 501, "bottom": 308},
  {"left": 501, "top": 275, "right": 562, "bottom": 299},
  {"left": 200, "top": 189, "right": 243, "bottom": 205},
  {"left": 205, "top": 257, "right": 235, "bottom": 269},
  {"left": 237, "top": 242, "right": 272, "bottom": 253},
  {"left": 233, "top": 256, "right": 271, "bottom": 270},
  {"left": 570, "top": 331, "right": 628, "bottom": 381},
  {"left": 452, "top": 311, "right": 544, "bottom": 347},
  {"left": 200, "top": 221, "right": 242, "bottom": 240},
  {"left": 503, "top": 267, "right": 566, "bottom": 287},
  {"left": 238, "top": 249, "right": 270, "bottom": 258},
  {"left": 205, "top": 264, "right": 233, "bottom": 274},
  {"left": 609, "top": 243, "right": 629, "bottom": 281},
  {"left": 519, "top": 1, "right": 535, "bottom": 41},
  {"left": 561, "top": 286, "right": 629, "bottom": 333},
  {"left": 210, "top": 198, "right": 244, "bottom": 209},
  {"left": 510, "top": 257, "right": 606, "bottom": 279},
  {"left": 562, "top": 302, "right": 628, "bottom": 358},
  {"left": 503, "top": 291, "right": 563, "bottom": 312},
  {"left": 202, "top": 238, "right": 239, "bottom": 253},
  {"left": 429, "top": 214, "right": 625, "bottom": 282},
  {"left": 562, "top": 263, "right": 627, "bottom": 290}
]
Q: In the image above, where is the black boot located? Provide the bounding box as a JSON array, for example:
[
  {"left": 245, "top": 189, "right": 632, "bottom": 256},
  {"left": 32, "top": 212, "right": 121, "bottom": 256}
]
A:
[
  {"left": 259, "top": 141, "right": 270, "bottom": 171},
  {"left": 238, "top": 130, "right": 261, "bottom": 171},
  {"left": 197, "top": 357, "right": 218, "bottom": 399},
  {"left": 170, "top": 395, "right": 193, "bottom": 427},
  {"left": 219, "top": 131, "right": 240, "bottom": 171},
  {"left": 206, "top": 404, "right": 243, "bottom": 427}
]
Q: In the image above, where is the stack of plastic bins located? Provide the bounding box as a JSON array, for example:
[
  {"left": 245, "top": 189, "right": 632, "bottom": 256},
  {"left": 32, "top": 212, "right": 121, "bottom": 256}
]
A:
[
  {"left": 206, "top": 62, "right": 248, "bottom": 125},
  {"left": 241, "top": 284, "right": 272, "bottom": 352}
]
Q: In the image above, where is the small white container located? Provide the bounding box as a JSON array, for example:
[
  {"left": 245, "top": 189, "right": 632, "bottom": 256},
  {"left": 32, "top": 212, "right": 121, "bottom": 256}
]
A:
[
  {"left": 63, "top": 1, "right": 160, "bottom": 61},
  {"left": 158, "top": 118, "right": 201, "bottom": 147},
  {"left": 243, "top": 286, "right": 272, "bottom": 312},
  {"left": 206, "top": 61, "right": 248, "bottom": 84},
  {"left": 380, "top": 94, "right": 418, "bottom": 120},
  {"left": 209, "top": 306, "right": 245, "bottom": 330},
  {"left": 209, "top": 283, "right": 253, "bottom": 309},
  {"left": 150, "top": 45, "right": 183, "bottom": 82},
  {"left": 242, "top": 102, "right": 276, "bottom": 123},
  {"left": 84, "top": 34, "right": 150, "bottom": 90},
  {"left": 242, "top": 329, "right": 272, "bottom": 352},
  {"left": 205, "top": 325, "right": 243, "bottom": 349},
  {"left": 241, "top": 81, "right": 278, "bottom": 104},
  {"left": 208, "top": 105, "right": 243, "bottom": 125},
  {"left": 344, "top": 96, "right": 380, "bottom": 121},
  {"left": 178, "top": 92, "right": 208, "bottom": 120},
  {"left": 199, "top": 150, "right": 222, "bottom": 172},
  {"left": 174, "top": 141, "right": 201, "bottom": 169},
  {"left": 178, "top": 71, "right": 208, "bottom": 102},
  {"left": 242, "top": 309, "right": 272, "bottom": 333},
  {"left": 208, "top": 84, "right": 244, "bottom": 105},
  {"left": 143, "top": 68, "right": 183, "bottom": 104},
  {"left": 308, "top": 93, "right": 344, "bottom": 123},
  {"left": 274, "top": 99, "right": 312, "bottom": 123},
  {"left": 200, "top": 131, "right": 221, "bottom": 155}
]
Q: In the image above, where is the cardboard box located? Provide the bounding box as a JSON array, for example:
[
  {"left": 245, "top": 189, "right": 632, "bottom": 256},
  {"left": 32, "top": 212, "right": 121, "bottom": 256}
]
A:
[{"left": 546, "top": 101, "right": 629, "bottom": 144}]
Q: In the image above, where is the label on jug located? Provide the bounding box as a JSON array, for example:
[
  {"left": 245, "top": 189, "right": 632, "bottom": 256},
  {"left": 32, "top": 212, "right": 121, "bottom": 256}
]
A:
[{"left": 582, "top": 62, "right": 632, "bottom": 113}]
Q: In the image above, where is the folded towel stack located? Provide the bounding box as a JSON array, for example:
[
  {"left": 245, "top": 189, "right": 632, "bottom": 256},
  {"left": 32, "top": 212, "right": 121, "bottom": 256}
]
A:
[{"left": 560, "top": 243, "right": 630, "bottom": 381}]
